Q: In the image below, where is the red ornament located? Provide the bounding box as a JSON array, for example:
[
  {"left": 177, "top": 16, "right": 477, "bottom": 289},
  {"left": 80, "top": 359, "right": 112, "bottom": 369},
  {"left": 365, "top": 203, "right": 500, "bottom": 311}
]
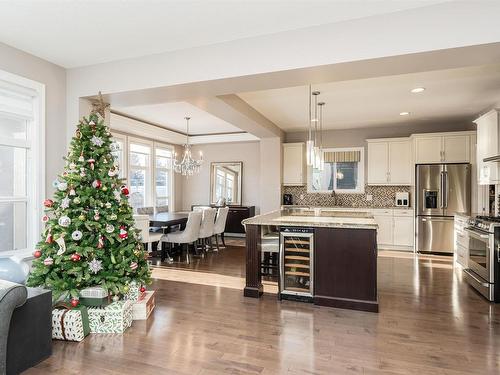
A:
[
  {"left": 70, "top": 253, "right": 81, "bottom": 262},
  {"left": 119, "top": 226, "right": 128, "bottom": 239},
  {"left": 70, "top": 298, "right": 79, "bottom": 307},
  {"left": 140, "top": 286, "right": 146, "bottom": 293},
  {"left": 92, "top": 179, "right": 102, "bottom": 189},
  {"left": 33, "top": 249, "right": 42, "bottom": 258},
  {"left": 43, "top": 199, "right": 54, "bottom": 208},
  {"left": 45, "top": 231, "right": 53, "bottom": 244},
  {"left": 120, "top": 185, "right": 129, "bottom": 196},
  {"left": 97, "top": 235, "right": 104, "bottom": 249}
]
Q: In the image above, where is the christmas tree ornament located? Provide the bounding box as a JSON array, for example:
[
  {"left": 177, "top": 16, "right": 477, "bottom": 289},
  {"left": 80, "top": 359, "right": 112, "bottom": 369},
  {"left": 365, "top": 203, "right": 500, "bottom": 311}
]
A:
[
  {"left": 134, "top": 249, "right": 141, "bottom": 257},
  {"left": 42, "top": 215, "right": 49, "bottom": 223},
  {"left": 70, "top": 253, "right": 81, "bottom": 262},
  {"left": 103, "top": 157, "right": 108, "bottom": 164},
  {"left": 102, "top": 185, "right": 108, "bottom": 192},
  {"left": 120, "top": 185, "right": 129, "bottom": 196},
  {"left": 43, "top": 257, "right": 54, "bottom": 266},
  {"left": 69, "top": 186, "right": 76, "bottom": 196},
  {"left": 105, "top": 224, "right": 115, "bottom": 233},
  {"left": 94, "top": 209, "right": 100, "bottom": 221},
  {"left": 92, "top": 179, "right": 102, "bottom": 189},
  {"left": 113, "top": 190, "right": 121, "bottom": 202},
  {"left": 105, "top": 202, "right": 112, "bottom": 209},
  {"left": 123, "top": 285, "right": 130, "bottom": 293},
  {"left": 91, "top": 135, "right": 104, "bottom": 147},
  {"left": 62, "top": 171, "right": 68, "bottom": 177},
  {"left": 33, "top": 249, "right": 42, "bottom": 258},
  {"left": 69, "top": 162, "right": 77, "bottom": 170},
  {"left": 88, "top": 258, "right": 103, "bottom": 274},
  {"left": 78, "top": 214, "right": 86, "bottom": 221},
  {"left": 140, "top": 286, "right": 146, "bottom": 293},
  {"left": 80, "top": 168, "right": 86, "bottom": 177},
  {"left": 73, "top": 197, "right": 81, "bottom": 204},
  {"left": 89, "top": 120, "right": 95, "bottom": 126},
  {"left": 110, "top": 213, "right": 117, "bottom": 220},
  {"left": 45, "top": 231, "right": 53, "bottom": 244},
  {"left": 58, "top": 216, "right": 71, "bottom": 227},
  {"left": 112, "top": 295, "right": 120, "bottom": 302},
  {"left": 108, "top": 167, "right": 117, "bottom": 177},
  {"left": 97, "top": 235, "right": 104, "bottom": 248},
  {"left": 130, "top": 262, "right": 138, "bottom": 271},
  {"left": 71, "top": 230, "right": 83, "bottom": 241},
  {"left": 56, "top": 236, "right": 67, "bottom": 255},
  {"left": 70, "top": 298, "right": 79, "bottom": 307},
  {"left": 88, "top": 158, "right": 95, "bottom": 170},
  {"left": 78, "top": 152, "right": 85, "bottom": 162},
  {"left": 60, "top": 197, "right": 71, "bottom": 209},
  {"left": 43, "top": 199, "right": 54, "bottom": 208},
  {"left": 119, "top": 226, "right": 128, "bottom": 239},
  {"left": 52, "top": 179, "right": 60, "bottom": 188},
  {"left": 57, "top": 181, "right": 68, "bottom": 191},
  {"left": 76, "top": 129, "right": 82, "bottom": 139}
]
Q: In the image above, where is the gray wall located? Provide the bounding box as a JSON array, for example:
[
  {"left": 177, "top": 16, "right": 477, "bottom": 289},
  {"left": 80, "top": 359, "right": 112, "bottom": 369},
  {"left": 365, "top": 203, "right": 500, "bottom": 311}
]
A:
[
  {"left": 181, "top": 141, "right": 261, "bottom": 213},
  {"left": 0, "top": 42, "right": 67, "bottom": 194}
]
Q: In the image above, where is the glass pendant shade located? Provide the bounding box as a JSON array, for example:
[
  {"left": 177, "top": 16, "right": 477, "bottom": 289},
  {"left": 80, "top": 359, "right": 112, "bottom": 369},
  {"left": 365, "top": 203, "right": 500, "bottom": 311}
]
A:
[{"left": 306, "top": 140, "right": 314, "bottom": 166}]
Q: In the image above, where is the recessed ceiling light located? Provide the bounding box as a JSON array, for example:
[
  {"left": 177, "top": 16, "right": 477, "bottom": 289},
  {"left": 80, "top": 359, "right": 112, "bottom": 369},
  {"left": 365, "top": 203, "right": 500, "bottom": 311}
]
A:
[
  {"left": 410, "top": 87, "right": 425, "bottom": 93},
  {"left": 399, "top": 111, "right": 410, "bottom": 116}
]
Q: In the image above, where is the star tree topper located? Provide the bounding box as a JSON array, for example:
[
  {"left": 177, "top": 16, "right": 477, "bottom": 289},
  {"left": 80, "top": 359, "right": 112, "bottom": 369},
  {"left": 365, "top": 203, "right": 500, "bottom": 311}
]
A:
[{"left": 89, "top": 91, "right": 110, "bottom": 118}]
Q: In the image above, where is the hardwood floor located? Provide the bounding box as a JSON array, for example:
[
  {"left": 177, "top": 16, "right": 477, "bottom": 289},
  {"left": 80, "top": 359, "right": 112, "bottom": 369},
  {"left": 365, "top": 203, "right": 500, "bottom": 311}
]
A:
[{"left": 26, "top": 245, "right": 500, "bottom": 375}]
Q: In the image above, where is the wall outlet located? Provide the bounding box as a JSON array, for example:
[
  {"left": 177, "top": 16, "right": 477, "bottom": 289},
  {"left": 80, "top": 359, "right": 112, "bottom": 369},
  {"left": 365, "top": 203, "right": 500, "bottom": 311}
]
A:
[{"left": 366, "top": 194, "right": 373, "bottom": 201}]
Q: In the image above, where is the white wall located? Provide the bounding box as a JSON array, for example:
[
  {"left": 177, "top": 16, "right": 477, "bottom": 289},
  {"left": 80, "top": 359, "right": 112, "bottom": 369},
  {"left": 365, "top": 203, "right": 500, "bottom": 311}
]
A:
[
  {"left": 181, "top": 141, "right": 261, "bottom": 213},
  {"left": 0, "top": 42, "right": 66, "bottom": 194}
]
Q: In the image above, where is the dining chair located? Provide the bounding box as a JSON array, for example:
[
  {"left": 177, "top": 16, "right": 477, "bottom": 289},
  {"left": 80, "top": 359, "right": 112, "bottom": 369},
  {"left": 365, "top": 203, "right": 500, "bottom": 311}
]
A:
[
  {"left": 136, "top": 206, "right": 154, "bottom": 215},
  {"left": 156, "top": 205, "right": 169, "bottom": 213},
  {"left": 160, "top": 211, "right": 202, "bottom": 264},
  {"left": 212, "top": 207, "right": 229, "bottom": 251},
  {"left": 133, "top": 214, "right": 168, "bottom": 259},
  {"left": 197, "top": 208, "right": 217, "bottom": 252}
]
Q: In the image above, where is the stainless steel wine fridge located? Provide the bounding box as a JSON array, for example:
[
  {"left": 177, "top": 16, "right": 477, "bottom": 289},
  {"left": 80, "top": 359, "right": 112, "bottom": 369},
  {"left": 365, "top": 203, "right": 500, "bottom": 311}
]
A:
[{"left": 279, "top": 227, "right": 314, "bottom": 301}]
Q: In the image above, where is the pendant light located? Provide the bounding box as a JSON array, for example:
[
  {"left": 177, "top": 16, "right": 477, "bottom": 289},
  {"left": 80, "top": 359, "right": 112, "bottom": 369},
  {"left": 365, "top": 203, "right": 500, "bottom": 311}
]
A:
[
  {"left": 318, "top": 101, "right": 325, "bottom": 171},
  {"left": 173, "top": 117, "right": 203, "bottom": 176},
  {"left": 312, "top": 91, "right": 321, "bottom": 169},
  {"left": 306, "top": 85, "right": 315, "bottom": 166}
]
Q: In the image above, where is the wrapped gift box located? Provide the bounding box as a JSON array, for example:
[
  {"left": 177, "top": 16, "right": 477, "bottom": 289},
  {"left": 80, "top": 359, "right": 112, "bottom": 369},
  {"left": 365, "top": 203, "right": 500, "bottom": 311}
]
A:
[
  {"left": 52, "top": 304, "right": 90, "bottom": 342},
  {"left": 87, "top": 300, "right": 133, "bottom": 334},
  {"left": 132, "top": 291, "right": 156, "bottom": 320},
  {"left": 124, "top": 284, "right": 145, "bottom": 302},
  {"left": 79, "top": 286, "right": 110, "bottom": 307}
]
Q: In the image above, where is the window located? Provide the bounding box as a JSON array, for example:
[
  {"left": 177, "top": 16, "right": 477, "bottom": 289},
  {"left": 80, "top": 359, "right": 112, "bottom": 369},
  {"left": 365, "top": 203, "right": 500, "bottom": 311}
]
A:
[
  {"left": 0, "top": 70, "right": 44, "bottom": 255},
  {"left": 155, "top": 146, "right": 172, "bottom": 208},
  {"left": 129, "top": 141, "right": 152, "bottom": 209},
  {"left": 110, "top": 132, "right": 174, "bottom": 212},
  {"left": 309, "top": 147, "right": 364, "bottom": 193}
]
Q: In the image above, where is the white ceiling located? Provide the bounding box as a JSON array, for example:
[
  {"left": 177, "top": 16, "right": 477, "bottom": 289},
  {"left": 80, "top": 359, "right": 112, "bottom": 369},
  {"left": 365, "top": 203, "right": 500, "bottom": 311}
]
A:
[
  {"left": 113, "top": 101, "right": 243, "bottom": 135},
  {"left": 0, "top": 0, "right": 448, "bottom": 68},
  {"left": 238, "top": 64, "right": 500, "bottom": 131}
]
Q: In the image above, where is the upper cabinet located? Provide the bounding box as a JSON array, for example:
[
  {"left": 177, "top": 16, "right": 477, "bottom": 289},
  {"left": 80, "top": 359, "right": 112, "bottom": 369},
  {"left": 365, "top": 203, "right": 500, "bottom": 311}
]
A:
[
  {"left": 475, "top": 109, "right": 500, "bottom": 185},
  {"left": 283, "top": 142, "right": 306, "bottom": 186},
  {"left": 367, "top": 138, "right": 411, "bottom": 185},
  {"left": 413, "top": 132, "right": 472, "bottom": 164}
]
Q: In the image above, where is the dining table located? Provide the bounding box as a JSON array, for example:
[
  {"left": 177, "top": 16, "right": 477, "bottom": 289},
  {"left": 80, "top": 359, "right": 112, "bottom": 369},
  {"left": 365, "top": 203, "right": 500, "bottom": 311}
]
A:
[{"left": 148, "top": 212, "right": 189, "bottom": 230}]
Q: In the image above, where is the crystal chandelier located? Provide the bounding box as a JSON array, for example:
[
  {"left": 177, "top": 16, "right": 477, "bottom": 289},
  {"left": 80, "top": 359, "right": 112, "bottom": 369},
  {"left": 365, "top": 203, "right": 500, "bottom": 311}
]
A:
[{"left": 173, "top": 117, "right": 203, "bottom": 176}]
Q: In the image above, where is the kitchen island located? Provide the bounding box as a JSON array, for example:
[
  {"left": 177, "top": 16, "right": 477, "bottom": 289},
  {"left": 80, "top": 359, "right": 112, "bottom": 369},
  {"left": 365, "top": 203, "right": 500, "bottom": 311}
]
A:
[{"left": 242, "top": 208, "right": 379, "bottom": 312}]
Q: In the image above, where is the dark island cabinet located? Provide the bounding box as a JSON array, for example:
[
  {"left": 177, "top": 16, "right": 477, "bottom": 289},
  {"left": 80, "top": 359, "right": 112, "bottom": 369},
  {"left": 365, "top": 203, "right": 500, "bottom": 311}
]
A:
[{"left": 313, "top": 227, "right": 378, "bottom": 312}]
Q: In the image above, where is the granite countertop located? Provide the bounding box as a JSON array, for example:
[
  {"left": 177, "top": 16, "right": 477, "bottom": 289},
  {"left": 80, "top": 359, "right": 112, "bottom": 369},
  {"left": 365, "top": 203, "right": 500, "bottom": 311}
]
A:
[{"left": 242, "top": 208, "right": 378, "bottom": 230}]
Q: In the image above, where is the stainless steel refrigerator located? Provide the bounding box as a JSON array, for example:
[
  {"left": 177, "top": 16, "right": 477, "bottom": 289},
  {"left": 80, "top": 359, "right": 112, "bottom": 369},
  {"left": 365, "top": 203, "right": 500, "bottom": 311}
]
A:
[{"left": 416, "top": 164, "right": 471, "bottom": 254}]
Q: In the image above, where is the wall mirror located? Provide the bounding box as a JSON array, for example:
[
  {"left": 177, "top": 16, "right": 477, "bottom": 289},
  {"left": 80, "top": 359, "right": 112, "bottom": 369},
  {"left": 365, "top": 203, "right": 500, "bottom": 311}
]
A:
[{"left": 210, "top": 162, "right": 243, "bottom": 205}]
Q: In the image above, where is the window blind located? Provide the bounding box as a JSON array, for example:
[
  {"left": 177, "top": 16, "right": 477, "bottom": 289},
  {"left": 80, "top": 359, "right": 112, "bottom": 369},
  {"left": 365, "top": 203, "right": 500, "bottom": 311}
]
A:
[{"left": 323, "top": 150, "right": 361, "bottom": 163}]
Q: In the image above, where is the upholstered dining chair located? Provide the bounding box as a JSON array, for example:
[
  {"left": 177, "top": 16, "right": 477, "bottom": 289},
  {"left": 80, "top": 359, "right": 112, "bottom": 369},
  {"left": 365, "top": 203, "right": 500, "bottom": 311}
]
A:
[
  {"left": 136, "top": 206, "right": 154, "bottom": 215},
  {"left": 133, "top": 214, "right": 168, "bottom": 260},
  {"left": 160, "top": 211, "right": 202, "bottom": 264},
  {"left": 196, "top": 208, "right": 217, "bottom": 252},
  {"left": 212, "top": 207, "right": 229, "bottom": 251}
]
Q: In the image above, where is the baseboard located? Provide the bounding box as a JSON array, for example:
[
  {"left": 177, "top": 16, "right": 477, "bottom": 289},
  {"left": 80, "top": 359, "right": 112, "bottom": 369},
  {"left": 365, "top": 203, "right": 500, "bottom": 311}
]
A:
[{"left": 313, "top": 295, "right": 379, "bottom": 313}]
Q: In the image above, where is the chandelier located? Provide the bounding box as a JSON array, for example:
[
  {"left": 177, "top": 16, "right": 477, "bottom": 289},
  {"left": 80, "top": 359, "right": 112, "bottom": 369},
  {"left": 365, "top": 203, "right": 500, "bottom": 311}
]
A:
[{"left": 173, "top": 116, "right": 203, "bottom": 176}]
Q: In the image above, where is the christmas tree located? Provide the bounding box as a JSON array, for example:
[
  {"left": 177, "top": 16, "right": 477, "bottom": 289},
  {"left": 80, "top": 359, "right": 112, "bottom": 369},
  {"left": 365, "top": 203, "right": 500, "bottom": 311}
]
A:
[{"left": 27, "top": 110, "right": 151, "bottom": 304}]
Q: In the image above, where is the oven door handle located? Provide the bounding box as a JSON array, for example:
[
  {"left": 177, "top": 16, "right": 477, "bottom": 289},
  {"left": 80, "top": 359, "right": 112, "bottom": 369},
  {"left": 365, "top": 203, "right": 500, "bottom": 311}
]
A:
[
  {"left": 465, "top": 227, "right": 490, "bottom": 239},
  {"left": 463, "top": 269, "right": 490, "bottom": 287}
]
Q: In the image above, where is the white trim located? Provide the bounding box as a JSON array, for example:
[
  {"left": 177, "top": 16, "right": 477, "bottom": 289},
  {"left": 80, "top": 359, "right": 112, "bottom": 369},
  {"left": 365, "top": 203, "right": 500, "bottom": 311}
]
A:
[
  {"left": 189, "top": 133, "right": 259, "bottom": 144},
  {"left": 307, "top": 147, "right": 365, "bottom": 194}
]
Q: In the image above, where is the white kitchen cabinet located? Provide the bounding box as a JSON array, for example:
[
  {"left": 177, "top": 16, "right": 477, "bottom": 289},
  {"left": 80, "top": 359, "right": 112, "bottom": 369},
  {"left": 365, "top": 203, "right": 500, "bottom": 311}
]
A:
[
  {"left": 474, "top": 110, "right": 500, "bottom": 185},
  {"left": 283, "top": 143, "right": 306, "bottom": 186},
  {"left": 393, "top": 214, "right": 414, "bottom": 247},
  {"left": 413, "top": 132, "right": 472, "bottom": 164},
  {"left": 371, "top": 209, "right": 394, "bottom": 246},
  {"left": 367, "top": 138, "right": 411, "bottom": 185}
]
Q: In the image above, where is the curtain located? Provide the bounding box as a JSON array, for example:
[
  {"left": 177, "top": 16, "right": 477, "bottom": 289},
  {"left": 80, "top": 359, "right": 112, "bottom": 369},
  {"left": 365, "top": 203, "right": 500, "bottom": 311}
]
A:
[{"left": 323, "top": 150, "right": 361, "bottom": 163}]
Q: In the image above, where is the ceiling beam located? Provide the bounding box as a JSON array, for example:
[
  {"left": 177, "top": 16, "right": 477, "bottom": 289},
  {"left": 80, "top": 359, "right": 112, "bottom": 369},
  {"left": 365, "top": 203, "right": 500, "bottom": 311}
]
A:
[{"left": 186, "top": 95, "right": 284, "bottom": 139}]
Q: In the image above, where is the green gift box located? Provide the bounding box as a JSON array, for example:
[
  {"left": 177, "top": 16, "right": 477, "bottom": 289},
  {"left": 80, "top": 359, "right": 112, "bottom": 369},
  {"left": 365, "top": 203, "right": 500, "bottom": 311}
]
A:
[
  {"left": 87, "top": 300, "right": 133, "bottom": 334},
  {"left": 52, "top": 303, "right": 90, "bottom": 342}
]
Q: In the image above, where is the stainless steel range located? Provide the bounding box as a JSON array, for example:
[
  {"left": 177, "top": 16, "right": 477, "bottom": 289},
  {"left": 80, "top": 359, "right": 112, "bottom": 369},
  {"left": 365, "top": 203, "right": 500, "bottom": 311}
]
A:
[{"left": 464, "top": 216, "right": 500, "bottom": 302}]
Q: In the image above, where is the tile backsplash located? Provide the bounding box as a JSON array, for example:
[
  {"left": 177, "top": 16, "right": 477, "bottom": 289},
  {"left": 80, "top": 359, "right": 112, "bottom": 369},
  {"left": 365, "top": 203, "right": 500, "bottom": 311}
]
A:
[{"left": 282, "top": 185, "right": 411, "bottom": 208}]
